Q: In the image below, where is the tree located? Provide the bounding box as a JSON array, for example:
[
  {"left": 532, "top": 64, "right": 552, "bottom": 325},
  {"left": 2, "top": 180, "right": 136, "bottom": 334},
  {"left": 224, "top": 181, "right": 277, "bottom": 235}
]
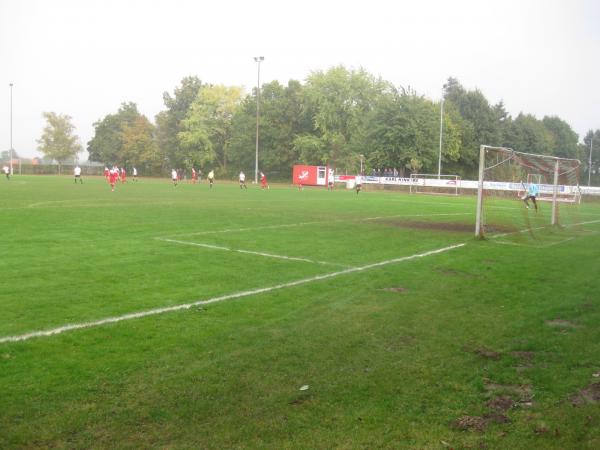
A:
[
  {"left": 229, "top": 80, "right": 314, "bottom": 178},
  {"left": 178, "top": 84, "right": 243, "bottom": 172},
  {"left": 121, "top": 116, "right": 161, "bottom": 170},
  {"left": 37, "top": 112, "right": 82, "bottom": 165},
  {"left": 1, "top": 149, "right": 19, "bottom": 161},
  {"left": 156, "top": 76, "right": 203, "bottom": 169},
  {"left": 87, "top": 102, "right": 141, "bottom": 165},
  {"left": 444, "top": 78, "right": 504, "bottom": 176},
  {"left": 542, "top": 116, "right": 579, "bottom": 159},
  {"left": 504, "top": 113, "right": 553, "bottom": 156},
  {"left": 303, "top": 66, "right": 389, "bottom": 171},
  {"left": 366, "top": 87, "right": 462, "bottom": 176}
]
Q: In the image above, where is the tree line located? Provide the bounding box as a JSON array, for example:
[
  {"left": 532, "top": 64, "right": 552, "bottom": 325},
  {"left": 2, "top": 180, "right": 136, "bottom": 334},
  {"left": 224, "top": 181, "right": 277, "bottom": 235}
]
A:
[{"left": 36, "top": 66, "right": 599, "bottom": 182}]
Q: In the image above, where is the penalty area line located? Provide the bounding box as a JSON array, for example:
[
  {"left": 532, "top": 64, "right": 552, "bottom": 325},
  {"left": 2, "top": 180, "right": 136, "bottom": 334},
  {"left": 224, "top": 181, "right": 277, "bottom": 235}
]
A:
[
  {"left": 161, "top": 212, "right": 472, "bottom": 238},
  {"left": 156, "top": 238, "right": 349, "bottom": 268},
  {"left": 0, "top": 243, "right": 465, "bottom": 345}
]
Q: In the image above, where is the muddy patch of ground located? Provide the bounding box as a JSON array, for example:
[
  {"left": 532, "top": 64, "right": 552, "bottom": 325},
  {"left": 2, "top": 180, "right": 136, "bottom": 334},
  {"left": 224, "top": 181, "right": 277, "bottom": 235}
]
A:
[
  {"left": 487, "top": 396, "right": 515, "bottom": 412},
  {"left": 451, "top": 413, "right": 510, "bottom": 431},
  {"left": 464, "top": 346, "right": 502, "bottom": 360},
  {"left": 511, "top": 351, "right": 536, "bottom": 371},
  {"left": 474, "top": 348, "right": 502, "bottom": 360},
  {"left": 376, "top": 219, "right": 474, "bottom": 233},
  {"left": 381, "top": 287, "right": 408, "bottom": 293},
  {"left": 545, "top": 319, "right": 578, "bottom": 328},
  {"left": 511, "top": 351, "right": 535, "bottom": 363},
  {"left": 451, "top": 415, "right": 489, "bottom": 431},
  {"left": 484, "top": 380, "right": 534, "bottom": 404},
  {"left": 571, "top": 382, "right": 600, "bottom": 406}
]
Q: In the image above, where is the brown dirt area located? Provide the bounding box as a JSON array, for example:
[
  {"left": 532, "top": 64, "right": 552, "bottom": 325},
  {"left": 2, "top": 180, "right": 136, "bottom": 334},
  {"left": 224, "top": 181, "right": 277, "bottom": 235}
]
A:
[
  {"left": 382, "top": 287, "right": 408, "bottom": 293},
  {"left": 487, "top": 396, "right": 515, "bottom": 412},
  {"left": 474, "top": 347, "right": 502, "bottom": 360},
  {"left": 451, "top": 413, "right": 510, "bottom": 431},
  {"left": 376, "top": 219, "right": 474, "bottom": 233},
  {"left": 545, "top": 319, "right": 578, "bottom": 328},
  {"left": 571, "top": 382, "right": 600, "bottom": 406},
  {"left": 511, "top": 351, "right": 535, "bottom": 363},
  {"left": 484, "top": 381, "right": 533, "bottom": 402}
]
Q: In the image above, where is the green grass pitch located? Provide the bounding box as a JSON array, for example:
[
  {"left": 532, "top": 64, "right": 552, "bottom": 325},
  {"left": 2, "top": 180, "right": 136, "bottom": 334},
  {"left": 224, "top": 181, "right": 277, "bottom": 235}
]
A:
[{"left": 1, "top": 175, "right": 600, "bottom": 449}]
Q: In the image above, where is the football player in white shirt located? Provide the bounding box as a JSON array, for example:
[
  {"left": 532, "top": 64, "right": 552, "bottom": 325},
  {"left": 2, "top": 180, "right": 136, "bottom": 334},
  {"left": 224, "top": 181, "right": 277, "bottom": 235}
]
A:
[
  {"left": 327, "top": 168, "right": 335, "bottom": 191},
  {"left": 355, "top": 174, "right": 362, "bottom": 194},
  {"left": 239, "top": 171, "right": 247, "bottom": 189},
  {"left": 74, "top": 166, "right": 83, "bottom": 184},
  {"left": 171, "top": 169, "right": 178, "bottom": 186}
]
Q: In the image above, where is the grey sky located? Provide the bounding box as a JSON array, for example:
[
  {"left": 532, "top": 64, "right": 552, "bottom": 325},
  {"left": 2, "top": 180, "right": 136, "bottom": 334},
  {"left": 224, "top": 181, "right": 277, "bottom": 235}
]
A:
[{"left": 1, "top": 0, "right": 599, "bottom": 159}]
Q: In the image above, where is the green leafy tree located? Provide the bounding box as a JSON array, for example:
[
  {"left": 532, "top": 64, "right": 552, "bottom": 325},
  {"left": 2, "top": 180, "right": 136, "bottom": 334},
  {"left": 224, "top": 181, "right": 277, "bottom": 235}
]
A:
[
  {"left": 156, "top": 76, "right": 203, "bottom": 169},
  {"left": 303, "top": 66, "right": 389, "bottom": 171},
  {"left": 87, "top": 102, "right": 141, "bottom": 165},
  {"left": 1, "top": 149, "right": 19, "bottom": 161},
  {"left": 366, "top": 87, "right": 461, "bottom": 176},
  {"left": 37, "top": 112, "right": 82, "bottom": 165},
  {"left": 178, "top": 84, "right": 243, "bottom": 172},
  {"left": 542, "top": 116, "right": 579, "bottom": 159},
  {"left": 229, "top": 80, "right": 314, "bottom": 179},
  {"left": 121, "top": 116, "right": 161, "bottom": 171},
  {"left": 444, "top": 78, "right": 504, "bottom": 176},
  {"left": 504, "top": 113, "right": 554, "bottom": 156}
]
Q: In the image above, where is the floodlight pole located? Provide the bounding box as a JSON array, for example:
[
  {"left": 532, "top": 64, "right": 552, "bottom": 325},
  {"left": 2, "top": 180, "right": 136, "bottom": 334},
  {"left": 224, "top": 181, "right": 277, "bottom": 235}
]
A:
[
  {"left": 437, "top": 85, "right": 446, "bottom": 179},
  {"left": 589, "top": 133, "right": 594, "bottom": 187},
  {"left": 254, "top": 56, "right": 264, "bottom": 184},
  {"left": 9, "top": 83, "right": 13, "bottom": 175}
]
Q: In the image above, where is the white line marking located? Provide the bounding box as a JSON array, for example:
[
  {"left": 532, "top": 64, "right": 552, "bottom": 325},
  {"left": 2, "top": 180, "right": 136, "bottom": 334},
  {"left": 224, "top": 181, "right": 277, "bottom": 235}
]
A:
[
  {"left": 164, "top": 212, "right": 472, "bottom": 238},
  {"left": 568, "top": 219, "right": 600, "bottom": 226},
  {"left": 489, "top": 219, "right": 600, "bottom": 246},
  {"left": 540, "top": 237, "right": 576, "bottom": 248},
  {"left": 157, "top": 238, "right": 348, "bottom": 267},
  {"left": 0, "top": 243, "right": 465, "bottom": 344},
  {"left": 492, "top": 240, "right": 528, "bottom": 247}
]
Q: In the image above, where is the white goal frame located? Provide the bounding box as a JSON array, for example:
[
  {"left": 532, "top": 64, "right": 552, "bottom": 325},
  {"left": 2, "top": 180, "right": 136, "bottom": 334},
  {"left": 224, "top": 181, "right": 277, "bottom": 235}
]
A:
[
  {"left": 409, "top": 174, "right": 461, "bottom": 195},
  {"left": 475, "top": 145, "right": 581, "bottom": 237}
]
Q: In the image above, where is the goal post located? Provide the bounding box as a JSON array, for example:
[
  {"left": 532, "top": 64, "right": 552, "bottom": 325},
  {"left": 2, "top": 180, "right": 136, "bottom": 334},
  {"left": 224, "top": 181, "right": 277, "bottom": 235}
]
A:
[
  {"left": 475, "top": 145, "right": 581, "bottom": 238},
  {"left": 409, "top": 174, "right": 461, "bottom": 195}
]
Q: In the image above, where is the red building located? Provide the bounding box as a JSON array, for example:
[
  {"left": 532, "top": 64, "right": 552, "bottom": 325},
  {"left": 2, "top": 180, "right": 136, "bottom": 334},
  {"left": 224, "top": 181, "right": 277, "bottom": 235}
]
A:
[{"left": 292, "top": 165, "right": 332, "bottom": 187}]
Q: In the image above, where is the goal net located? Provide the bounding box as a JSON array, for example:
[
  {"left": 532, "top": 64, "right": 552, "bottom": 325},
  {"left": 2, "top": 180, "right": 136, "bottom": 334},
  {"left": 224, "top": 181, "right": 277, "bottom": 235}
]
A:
[
  {"left": 409, "top": 174, "right": 461, "bottom": 195},
  {"left": 475, "top": 145, "right": 582, "bottom": 241}
]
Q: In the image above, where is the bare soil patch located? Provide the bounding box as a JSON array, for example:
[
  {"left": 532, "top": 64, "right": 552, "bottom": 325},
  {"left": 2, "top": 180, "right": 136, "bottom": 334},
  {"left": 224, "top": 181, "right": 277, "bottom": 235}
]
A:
[
  {"left": 511, "top": 351, "right": 536, "bottom": 371},
  {"left": 484, "top": 381, "right": 533, "bottom": 402},
  {"left": 382, "top": 287, "right": 408, "bottom": 293},
  {"left": 376, "top": 219, "right": 473, "bottom": 233},
  {"left": 545, "top": 319, "right": 578, "bottom": 328},
  {"left": 451, "top": 415, "right": 488, "bottom": 431},
  {"left": 487, "top": 396, "right": 515, "bottom": 412},
  {"left": 471, "top": 347, "right": 502, "bottom": 360},
  {"left": 571, "top": 382, "right": 600, "bottom": 406},
  {"left": 511, "top": 351, "right": 535, "bottom": 363},
  {"left": 451, "top": 413, "right": 510, "bottom": 431}
]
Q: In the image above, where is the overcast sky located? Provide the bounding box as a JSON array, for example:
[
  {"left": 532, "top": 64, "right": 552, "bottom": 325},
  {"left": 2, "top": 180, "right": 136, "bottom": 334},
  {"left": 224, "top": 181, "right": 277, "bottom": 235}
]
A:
[{"left": 1, "top": 0, "right": 599, "bottom": 159}]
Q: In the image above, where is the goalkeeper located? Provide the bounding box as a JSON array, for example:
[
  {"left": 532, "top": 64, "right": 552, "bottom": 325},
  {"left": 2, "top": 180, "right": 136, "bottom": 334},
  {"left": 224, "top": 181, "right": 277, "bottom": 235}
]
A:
[{"left": 522, "top": 182, "right": 539, "bottom": 211}]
